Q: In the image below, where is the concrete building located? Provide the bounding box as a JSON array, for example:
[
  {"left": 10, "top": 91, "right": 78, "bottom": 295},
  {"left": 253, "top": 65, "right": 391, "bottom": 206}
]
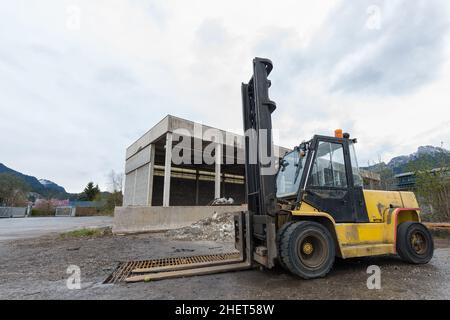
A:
[
  {"left": 123, "top": 115, "right": 289, "bottom": 208},
  {"left": 360, "top": 169, "right": 381, "bottom": 189},
  {"left": 394, "top": 172, "right": 416, "bottom": 191},
  {"left": 114, "top": 115, "right": 288, "bottom": 234}
]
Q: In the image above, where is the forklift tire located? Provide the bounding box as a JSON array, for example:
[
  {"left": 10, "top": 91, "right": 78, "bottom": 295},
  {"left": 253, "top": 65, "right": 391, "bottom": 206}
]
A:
[
  {"left": 397, "top": 222, "right": 434, "bottom": 264},
  {"left": 279, "top": 221, "right": 335, "bottom": 279},
  {"left": 276, "top": 221, "right": 295, "bottom": 270}
]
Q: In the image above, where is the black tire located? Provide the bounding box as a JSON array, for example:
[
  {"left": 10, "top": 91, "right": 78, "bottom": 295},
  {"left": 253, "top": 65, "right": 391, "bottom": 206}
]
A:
[
  {"left": 279, "top": 221, "right": 335, "bottom": 279},
  {"left": 276, "top": 221, "right": 295, "bottom": 270},
  {"left": 397, "top": 222, "right": 434, "bottom": 264}
]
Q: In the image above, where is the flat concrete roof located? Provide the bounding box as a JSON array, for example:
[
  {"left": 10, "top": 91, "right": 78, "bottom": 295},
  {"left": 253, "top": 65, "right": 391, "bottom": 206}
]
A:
[{"left": 126, "top": 115, "right": 290, "bottom": 162}]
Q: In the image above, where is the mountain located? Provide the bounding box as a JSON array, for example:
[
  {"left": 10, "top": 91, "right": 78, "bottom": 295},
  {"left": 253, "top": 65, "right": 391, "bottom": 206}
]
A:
[
  {"left": 38, "top": 179, "right": 66, "bottom": 194},
  {"left": 0, "top": 163, "right": 68, "bottom": 198},
  {"left": 364, "top": 146, "right": 450, "bottom": 174}
]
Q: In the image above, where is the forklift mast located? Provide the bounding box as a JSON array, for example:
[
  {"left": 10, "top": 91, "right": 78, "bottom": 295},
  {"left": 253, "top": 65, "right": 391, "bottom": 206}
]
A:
[
  {"left": 241, "top": 58, "right": 277, "bottom": 217},
  {"left": 241, "top": 58, "right": 279, "bottom": 267}
]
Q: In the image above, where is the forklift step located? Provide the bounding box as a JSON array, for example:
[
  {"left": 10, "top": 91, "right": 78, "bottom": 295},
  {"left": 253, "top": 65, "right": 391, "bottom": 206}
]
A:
[{"left": 341, "top": 243, "right": 395, "bottom": 258}]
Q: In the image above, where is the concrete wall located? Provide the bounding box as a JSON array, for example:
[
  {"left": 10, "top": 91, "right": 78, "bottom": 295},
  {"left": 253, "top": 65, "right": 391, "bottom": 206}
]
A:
[
  {"left": 55, "top": 207, "right": 76, "bottom": 217},
  {"left": 124, "top": 144, "right": 154, "bottom": 206},
  {"left": 113, "top": 205, "right": 247, "bottom": 234}
]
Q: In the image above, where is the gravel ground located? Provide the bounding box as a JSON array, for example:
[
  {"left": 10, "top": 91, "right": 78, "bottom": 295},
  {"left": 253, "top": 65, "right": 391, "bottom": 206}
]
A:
[{"left": 0, "top": 231, "right": 449, "bottom": 300}]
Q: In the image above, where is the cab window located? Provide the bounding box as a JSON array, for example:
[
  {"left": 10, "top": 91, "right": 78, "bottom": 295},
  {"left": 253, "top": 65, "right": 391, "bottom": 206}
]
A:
[
  {"left": 309, "top": 141, "right": 348, "bottom": 188},
  {"left": 349, "top": 141, "right": 364, "bottom": 187}
]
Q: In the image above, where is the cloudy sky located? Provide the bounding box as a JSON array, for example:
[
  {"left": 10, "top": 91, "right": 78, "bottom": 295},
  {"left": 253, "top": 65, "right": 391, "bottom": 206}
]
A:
[{"left": 1, "top": 0, "right": 449, "bottom": 193}]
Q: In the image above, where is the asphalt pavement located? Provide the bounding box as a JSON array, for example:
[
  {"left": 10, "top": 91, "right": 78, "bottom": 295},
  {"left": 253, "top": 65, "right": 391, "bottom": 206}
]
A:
[{"left": 0, "top": 216, "right": 113, "bottom": 241}]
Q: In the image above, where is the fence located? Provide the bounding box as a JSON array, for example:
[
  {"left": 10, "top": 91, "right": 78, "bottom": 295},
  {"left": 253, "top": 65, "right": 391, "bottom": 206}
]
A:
[
  {"left": 55, "top": 206, "right": 76, "bottom": 217},
  {"left": 0, "top": 207, "right": 27, "bottom": 218}
]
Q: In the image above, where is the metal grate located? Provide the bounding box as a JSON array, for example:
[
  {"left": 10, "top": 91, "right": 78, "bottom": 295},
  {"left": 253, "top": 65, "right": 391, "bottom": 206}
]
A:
[{"left": 103, "top": 252, "right": 240, "bottom": 284}]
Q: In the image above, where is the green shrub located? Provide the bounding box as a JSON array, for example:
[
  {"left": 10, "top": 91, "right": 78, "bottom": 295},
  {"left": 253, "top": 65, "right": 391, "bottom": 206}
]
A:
[{"left": 31, "top": 208, "right": 54, "bottom": 217}]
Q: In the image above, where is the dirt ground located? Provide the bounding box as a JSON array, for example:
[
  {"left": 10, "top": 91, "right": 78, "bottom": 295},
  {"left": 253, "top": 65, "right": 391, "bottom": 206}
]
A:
[{"left": 0, "top": 231, "right": 449, "bottom": 300}]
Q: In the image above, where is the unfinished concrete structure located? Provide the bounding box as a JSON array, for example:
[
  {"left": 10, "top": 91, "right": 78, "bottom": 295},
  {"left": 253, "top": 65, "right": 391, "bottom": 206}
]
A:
[{"left": 123, "top": 115, "right": 289, "bottom": 208}]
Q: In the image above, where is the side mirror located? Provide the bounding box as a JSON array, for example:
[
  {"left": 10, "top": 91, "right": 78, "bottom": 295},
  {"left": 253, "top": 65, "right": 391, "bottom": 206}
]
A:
[
  {"left": 294, "top": 144, "right": 307, "bottom": 167},
  {"left": 280, "top": 159, "right": 289, "bottom": 172}
]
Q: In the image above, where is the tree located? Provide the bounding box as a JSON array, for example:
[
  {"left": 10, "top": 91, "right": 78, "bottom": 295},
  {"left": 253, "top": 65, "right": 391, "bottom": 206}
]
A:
[
  {"left": 104, "top": 170, "right": 124, "bottom": 211},
  {"left": 0, "top": 173, "right": 29, "bottom": 206},
  {"left": 407, "top": 151, "right": 450, "bottom": 222},
  {"left": 378, "top": 166, "right": 395, "bottom": 190},
  {"left": 81, "top": 182, "right": 100, "bottom": 201},
  {"left": 108, "top": 170, "right": 124, "bottom": 193},
  {"left": 105, "top": 191, "right": 123, "bottom": 211},
  {"left": 366, "top": 160, "right": 395, "bottom": 190},
  {"left": 414, "top": 168, "right": 450, "bottom": 221}
]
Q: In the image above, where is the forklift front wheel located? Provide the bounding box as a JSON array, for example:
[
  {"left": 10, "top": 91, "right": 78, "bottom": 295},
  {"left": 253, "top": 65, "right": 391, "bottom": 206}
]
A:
[
  {"left": 276, "top": 221, "right": 296, "bottom": 270},
  {"left": 280, "top": 221, "right": 335, "bottom": 279}
]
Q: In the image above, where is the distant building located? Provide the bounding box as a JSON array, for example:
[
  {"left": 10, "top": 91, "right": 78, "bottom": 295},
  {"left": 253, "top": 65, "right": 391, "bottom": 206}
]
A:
[
  {"left": 394, "top": 172, "right": 416, "bottom": 191},
  {"left": 68, "top": 201, "right": 105, "bottom": 208},
  {"left": 394, "top": 167, "right": 450, "bottom": 191}
]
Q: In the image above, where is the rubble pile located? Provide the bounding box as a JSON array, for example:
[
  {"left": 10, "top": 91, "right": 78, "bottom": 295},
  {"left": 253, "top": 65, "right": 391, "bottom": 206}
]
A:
[{"left": 165, "top": 212, "right": 235, "bottom": 242}]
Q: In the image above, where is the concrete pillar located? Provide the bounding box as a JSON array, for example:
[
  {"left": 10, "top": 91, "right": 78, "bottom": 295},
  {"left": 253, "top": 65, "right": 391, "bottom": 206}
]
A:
[
  {"left": 146, "top": 144, "right": 155, "bottom": 206},
  {"left": 215, "top": 143, "right": 222, "bottom": 199},
  {"left": 163, "top": 133, "right": 173, "bottom": 207},
  {"left": 222, "top": 173, "right": 226, "bottom": 196},
  {"left": 195, "top": 169, "right": 200, "bottom": 206},
  {"left": 132, "top": 170, "right": 137, "bottom": 205}
]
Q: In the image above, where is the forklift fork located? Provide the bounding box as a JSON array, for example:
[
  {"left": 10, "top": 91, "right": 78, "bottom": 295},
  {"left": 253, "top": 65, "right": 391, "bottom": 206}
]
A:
[{"left": 124, "top": 212, "right": 253, "bottom": 283}]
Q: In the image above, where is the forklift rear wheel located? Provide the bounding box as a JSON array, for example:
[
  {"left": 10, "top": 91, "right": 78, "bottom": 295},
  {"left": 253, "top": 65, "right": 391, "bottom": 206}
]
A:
[
  {"left": 397, "top": 222, "right": 434, "bottom": 264},
  {"left": 280, "top": 221, "right": 335, "bottom": 279},
  {"left": 276, "top": 221, "right": 295, "bottom": 270}
]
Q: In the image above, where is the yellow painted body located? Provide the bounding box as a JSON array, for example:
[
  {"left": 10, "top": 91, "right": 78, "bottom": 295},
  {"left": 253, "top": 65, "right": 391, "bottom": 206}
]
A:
[{"left": 291, "top": 190, "right": 420, "bottom": 259}]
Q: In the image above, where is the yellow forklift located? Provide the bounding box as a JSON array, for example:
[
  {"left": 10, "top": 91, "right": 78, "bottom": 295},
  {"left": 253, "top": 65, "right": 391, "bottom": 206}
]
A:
[
  {"left": 123, "top": 58, "right": 433, "bottom": 283},
  {"left": 241, "top": 58, "right": 433, "bottom": 278}
]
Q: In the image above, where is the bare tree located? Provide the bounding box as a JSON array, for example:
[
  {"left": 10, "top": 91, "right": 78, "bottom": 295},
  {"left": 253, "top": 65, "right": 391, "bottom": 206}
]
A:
[
  {"left": 108, "top": 170, "right": 124, "bottom": 193},
  {"left": 0, "top": 173, "right": 29, "bottom": 207},
  {"left": 104, "top": 170, "right": 124, "bottom": 211}
]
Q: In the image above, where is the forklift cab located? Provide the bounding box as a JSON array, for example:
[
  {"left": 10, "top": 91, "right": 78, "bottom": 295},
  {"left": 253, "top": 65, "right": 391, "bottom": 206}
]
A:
[{"left": 276, "top": 134, "right": 369, "bottom": 223}]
